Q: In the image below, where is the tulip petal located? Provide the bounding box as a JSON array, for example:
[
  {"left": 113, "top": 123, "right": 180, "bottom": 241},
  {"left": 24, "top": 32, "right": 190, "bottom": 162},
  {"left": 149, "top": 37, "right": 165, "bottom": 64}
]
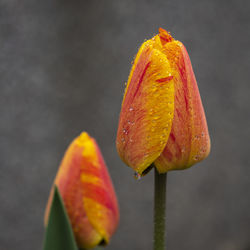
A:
[
  {"left": 80, "top": 137, "right": 119, "bottom": 245},
  {"left": 45, "top": 132, "right": 119, "bottom": 249},
  {"left": 154, "top": 29, "right": 210, "bottom": 172},
  {"left": 116, "top": 40, "right": 175, "bottom": 175}
]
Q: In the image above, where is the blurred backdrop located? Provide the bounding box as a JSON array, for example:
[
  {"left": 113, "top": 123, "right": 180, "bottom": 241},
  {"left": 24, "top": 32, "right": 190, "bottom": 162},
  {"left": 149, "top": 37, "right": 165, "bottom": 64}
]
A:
[{"left": 0, "top": 0, "right": 250, "bottom": 249}]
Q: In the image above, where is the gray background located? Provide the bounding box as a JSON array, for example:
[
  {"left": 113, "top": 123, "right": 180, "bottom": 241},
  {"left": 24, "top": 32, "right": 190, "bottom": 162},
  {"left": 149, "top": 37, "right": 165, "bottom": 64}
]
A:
[{"left": 0, "top": 0, "right": 250, "bottom": 250}]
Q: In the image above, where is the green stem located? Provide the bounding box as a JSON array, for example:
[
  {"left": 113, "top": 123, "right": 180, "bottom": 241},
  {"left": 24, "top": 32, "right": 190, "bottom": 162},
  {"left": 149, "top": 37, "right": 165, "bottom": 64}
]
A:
[{"left": 154, "top": 167, "right": 167, "bottom": 250}]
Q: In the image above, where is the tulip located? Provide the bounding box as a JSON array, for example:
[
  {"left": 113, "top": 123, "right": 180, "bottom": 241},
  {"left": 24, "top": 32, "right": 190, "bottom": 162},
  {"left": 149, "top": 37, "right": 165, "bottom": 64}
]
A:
[
  {"left": 45, "top": 132, "right": 119, "bottom": 249},
  {"left": 116, "top": 28, "right": 210, "bottom": 175}
]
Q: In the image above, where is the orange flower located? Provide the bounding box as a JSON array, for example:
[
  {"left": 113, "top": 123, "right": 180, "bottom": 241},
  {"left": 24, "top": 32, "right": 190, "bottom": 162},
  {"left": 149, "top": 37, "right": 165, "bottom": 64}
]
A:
[
  {"left": 116, "top": 28, "right": 210, "bottom": 175},
  {"left": 45, "top": 132, "right": 119, "bottom": 249}
]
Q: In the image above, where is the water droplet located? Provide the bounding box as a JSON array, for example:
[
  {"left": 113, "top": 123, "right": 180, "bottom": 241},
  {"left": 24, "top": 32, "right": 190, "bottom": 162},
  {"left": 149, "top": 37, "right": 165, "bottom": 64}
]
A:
[
  {"left": 123, "top": 128, "right": 128, "bottom": 135},
  {"left": 128, "top": 120, "right": 134, "bottom": 125},
  {"left": 121, "top": 138, "right": 125, "bottom": 143},
  {"left": 134, "top": 172, "right": 141, "bottom": 180},
  {"left": 160, "top": 134, "right": 166, "bottom": 138},
  {"left": 129, "top": 107, "right": 133, "bottom": 111},
  {"left": 194, "top": 135, "right": 200, "bottom": 140},
  {"left": 193, "top": 155, "right": 199, "bottom": 161},
  {"left": 200, "top": 147, "right": 206, "bottom": 154}
]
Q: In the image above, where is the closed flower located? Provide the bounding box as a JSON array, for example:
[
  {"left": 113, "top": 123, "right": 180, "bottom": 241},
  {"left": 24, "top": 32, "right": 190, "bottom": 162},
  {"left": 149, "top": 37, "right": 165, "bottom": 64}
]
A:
[
  {"left": 116, "top": 28, "right": 210, "bottom": 175},
  {"left": 45, "top": 132, "right": 119, "bottom": 249}
]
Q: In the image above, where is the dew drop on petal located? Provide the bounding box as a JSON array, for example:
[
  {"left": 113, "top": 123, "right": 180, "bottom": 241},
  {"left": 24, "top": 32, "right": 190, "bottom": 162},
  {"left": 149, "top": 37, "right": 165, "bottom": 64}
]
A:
[
  {"left": 128, "top": 120, "right": 134, "bottom": 125},
  {"left": 134, "top": 172, "right": 141, "bottom": 180},
  {"left": 123, "top": 128, "right": 128, "bottom": 135},
  {"left": 193, "top": 155, "right": 199, "bottom": 161}
]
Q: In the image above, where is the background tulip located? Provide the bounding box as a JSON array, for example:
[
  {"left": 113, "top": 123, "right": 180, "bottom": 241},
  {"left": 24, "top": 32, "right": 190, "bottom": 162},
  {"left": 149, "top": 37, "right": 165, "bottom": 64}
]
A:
[
  {"left": 45, "top": 132, "right": 119, "bottom": 249},
  {"left": 116, "top": 28, "right": 210, "bottom": 175}
]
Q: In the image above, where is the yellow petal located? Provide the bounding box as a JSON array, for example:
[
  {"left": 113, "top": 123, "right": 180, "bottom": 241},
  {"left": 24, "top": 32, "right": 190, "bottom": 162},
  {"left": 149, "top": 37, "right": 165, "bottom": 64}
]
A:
[{"left": 116, "top": 40, "right": 175, "bottom": 175}]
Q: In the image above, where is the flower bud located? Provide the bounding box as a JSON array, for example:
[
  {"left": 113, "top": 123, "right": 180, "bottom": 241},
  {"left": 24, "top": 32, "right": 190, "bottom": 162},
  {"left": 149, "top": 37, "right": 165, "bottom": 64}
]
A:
[
  {"left": 45, "top": 132, "right": 119, "bottom": 249},
  {"left": 116, "top": 28, "right": 210, "bottom": 175}
]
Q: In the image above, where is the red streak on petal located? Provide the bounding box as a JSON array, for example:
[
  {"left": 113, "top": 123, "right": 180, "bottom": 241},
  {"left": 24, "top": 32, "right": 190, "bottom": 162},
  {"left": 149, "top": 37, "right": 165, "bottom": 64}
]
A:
[
  {"left": 156, "top": 76, "right": 173, "bottom": 83},
  {"left": 164, "top": 148, "right": 173, "bottom": 161},
  {"left": 184, "top": 94, "right": 188, "bottom": 111},
  {"left": 159, "top": 27, "right": 173, "bottom": 44},
  {"left": 169, "top": 132, "right": 182, "bottom": 159},
  {"left": 177, "top": 59, "right": 189, "bottom": 113},
  {"left": 176, "top": 108, "right": 181, "bottom": 118},
  {"left": 170, "top": 133, "right": 176, "bottom": 142},
  {"left": 133, "top": 62, "right": 151, "bottom": 98},
  {"left": 83, "top": 183, "right": 115, "bottom": 211}
]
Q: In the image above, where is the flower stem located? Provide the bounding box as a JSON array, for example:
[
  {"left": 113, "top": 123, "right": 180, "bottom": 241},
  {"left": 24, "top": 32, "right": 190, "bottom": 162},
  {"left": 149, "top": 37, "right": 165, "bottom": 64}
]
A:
[{"left": 153, "top": 166, "right": 167, "bottom": 250}]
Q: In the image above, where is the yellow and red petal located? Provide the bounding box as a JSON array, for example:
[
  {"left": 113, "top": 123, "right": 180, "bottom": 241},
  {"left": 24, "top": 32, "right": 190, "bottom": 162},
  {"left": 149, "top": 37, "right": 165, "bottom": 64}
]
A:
[
  {"left": 154, "top": 28, "right": 210, "bottom": 172},
  {"left": 116, "top": 39, "right": 175, "bottom": 175},
  {"left": 116, "top": 28, "right": 210, "bottom": 175},
  {"left": 45, "top": 132, "right": 119, "bottom": 249}
]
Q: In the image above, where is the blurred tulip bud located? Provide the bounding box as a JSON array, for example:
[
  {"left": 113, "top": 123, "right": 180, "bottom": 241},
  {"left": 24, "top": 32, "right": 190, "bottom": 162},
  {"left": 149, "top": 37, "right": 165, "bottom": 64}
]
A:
[
  {"left": 116, "top": 28, "right": 210, "bottom": 175},
  {"left": 45, "top": 132, "right": 119, "bottom": 249}
]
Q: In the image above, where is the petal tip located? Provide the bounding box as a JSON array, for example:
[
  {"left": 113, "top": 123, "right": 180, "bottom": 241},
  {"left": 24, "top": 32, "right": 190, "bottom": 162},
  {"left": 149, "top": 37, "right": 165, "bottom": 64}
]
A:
[{"left": 158, "top": 27, "right": 174, "bottom": 44}]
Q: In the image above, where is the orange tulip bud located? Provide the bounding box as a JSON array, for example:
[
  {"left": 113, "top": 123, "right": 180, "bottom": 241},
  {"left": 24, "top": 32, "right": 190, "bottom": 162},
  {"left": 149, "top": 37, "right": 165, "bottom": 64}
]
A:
[
  {"left": 116, "top": 28, "right": 210, "bottom": 175},
  {"left": 45, "top": 132, "right": 119, "bottom": 249}
]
